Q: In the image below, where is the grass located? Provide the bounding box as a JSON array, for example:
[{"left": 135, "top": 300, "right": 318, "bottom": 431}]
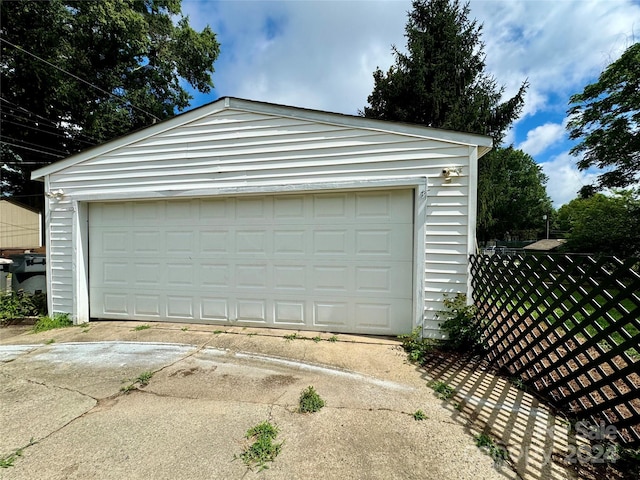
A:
[
  {"left": 0, "top": 439, "right": 37, "bottom": 468},
  {"left": 298, "top": 386, "right": 325, "bottom": 413},
  {"left": 121, "top": 371, "right": 154, "bottom": 393},
  {"left": 475, "top": 433, "right": 509, "bottom": 465},
  {"left": 428, "top": 380, "right": 455, "bottom": 400},
  {"left": 133, "top": 324, "right": 151, "bottom": 331},
  {"left": 236, "top": 421, "right": 283, "bottom": 471},
  {"left": 412, "top": 409, "right": 427, "bottom": 421},
  {"left": 32, "top": 313, "right": 72, "bottom": 333}
]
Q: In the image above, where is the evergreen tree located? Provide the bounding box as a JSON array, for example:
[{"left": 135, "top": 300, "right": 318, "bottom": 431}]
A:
[{"left": 363, "top": 0, "right": 527, "bottom": 144}]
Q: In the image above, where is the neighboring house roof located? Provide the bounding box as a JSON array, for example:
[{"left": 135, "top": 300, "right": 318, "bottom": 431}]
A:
[
  {"left": 31, "top": 97, "right": 493, "bottom": 180},
  {"left": 0, "top": 199, "right": 42, "bottom": 250},
  {"left": 523, "top": 239, "right": 567, "bottom": 251},
  {"left": 0, "top": 198, "right": 40, "bottom": 214}
]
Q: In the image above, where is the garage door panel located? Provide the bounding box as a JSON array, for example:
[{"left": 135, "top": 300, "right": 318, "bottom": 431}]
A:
[
  {"left": 273, "top": 265, "right": 307, "bottom": 291},
  {"left": 200, "top": 297, "right": 229, "bottom": 321},
  {"left": 273, "top": 301, "right": 306, "bottom": 325},
  {"left": 133, "top": 231, "right": 162, "bottom": 254},
  {"left": 89, "top": 189, "right": 414, "bottom": 335},
  {"left": 134, "top": 294, "right": 161, "bottom": 317},
  {"left": 237, "top": 299, "right": 267, "bottom": 322},
  {"left": 200, "top": 230, "right": 230, "bottom": 254},
  {"left": 313, "top": 302, "right": 349, "bottom": 327},
  {"left": 273, "top": 230, "right": 306, "bottom": 255},
  {"left": 274, "top": 195, "right": 305, "bottom": 219},
  {"left": 236, "top": 230, "right": 268, "bottom": 254}
]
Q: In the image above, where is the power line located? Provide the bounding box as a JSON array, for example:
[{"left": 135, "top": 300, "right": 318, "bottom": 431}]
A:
[
  {"left": 0, "top": 141, "right": 64, "bottom": 158},
  {"left": 0, "top": 36, "right": 161, "bottom": 123},
  {"left": 0, "top": 97, "right": 101, "bottom": 144},
  {"left": 0, "top": 136, "right": 69, "bottom": 156},
  {"left": 1, "top": 118, "right": 96, "bottom": 147}
]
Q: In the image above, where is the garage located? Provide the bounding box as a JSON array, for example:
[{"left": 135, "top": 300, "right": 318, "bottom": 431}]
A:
[
  {"left": 89, "top": 190, "right": 413, "bottom": 334},
  {"left": 32, "top": 97, "right": 492, "bottom": 337}
]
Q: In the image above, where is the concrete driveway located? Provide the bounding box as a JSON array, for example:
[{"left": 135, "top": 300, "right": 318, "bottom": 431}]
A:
[{"left": 0, "top": 321, "right": 516, "bottom": 479}]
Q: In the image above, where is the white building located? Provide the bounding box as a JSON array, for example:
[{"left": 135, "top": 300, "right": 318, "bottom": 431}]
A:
[{"left": 32, "top": 98, "right": 491, "bottom": 337}]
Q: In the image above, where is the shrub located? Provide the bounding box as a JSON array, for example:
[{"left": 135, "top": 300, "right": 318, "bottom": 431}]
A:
[
  {"left": 439, "top": 294, "right": 485, "bottom": 353},
  {"left": 0, "top": 291, "right": 47, "bottom": 322}
]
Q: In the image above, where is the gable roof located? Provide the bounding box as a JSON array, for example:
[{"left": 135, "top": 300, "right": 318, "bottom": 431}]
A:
[{"left": 31, "top": 97, "right": 493, "bottom": 180}]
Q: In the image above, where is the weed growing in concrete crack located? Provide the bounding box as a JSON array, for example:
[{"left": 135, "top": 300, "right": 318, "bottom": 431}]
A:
[
  {"left": 121, "top": 371, "right": 154, "bottom": 393},
  {"left": 312, "top": 336, "right": 322, "bottom": 343},
  {"left": 428, "top": 380, "right": 455, "bottom": 400},
  {"left": 181, "top": 327, "right": 189, "bottom": 332},
  {"left": 475, "top": 433, "right": 509, "bottom": 465},
  {"left": 44, "top": 339, "right": 55, "bottom": 345},
  {"left": 133, "top": 324, "right": 151, "bottom": 331},
  {"left": 0, "top": 438, "right": 37, "bottom": 468},
  {"left": 213, "top": 330, "right": 224, "bottom": 334},
  {"left": 298, "top": 386, "right": 325, "bottom": 413},
  {"left": 136, "top": 371, "right": 154, "bottom": 386},
  {"left": 236, "top": 421, "right": 283, "bottom": 471},
  {"left": 327, "top": 335, "right": 338, "bottom": 342},
  {"left": 283, "top": 333, "right": 298, "bottom": 341},
  {"left": 412, "top": 409, "right": 427, "bottom": 420}
]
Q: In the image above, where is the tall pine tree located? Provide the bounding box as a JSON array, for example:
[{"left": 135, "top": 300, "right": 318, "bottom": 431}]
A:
[
  {"left": 363, "top": 0, "right": 548, "bottom": 242},
  {"left": 363, "top": 0, "right": 526, "bottom": 144}
]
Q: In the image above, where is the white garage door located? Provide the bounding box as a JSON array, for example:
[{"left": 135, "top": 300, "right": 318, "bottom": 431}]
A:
[{"left": 89, "top": 190, "right": 414, "bottom": 335}]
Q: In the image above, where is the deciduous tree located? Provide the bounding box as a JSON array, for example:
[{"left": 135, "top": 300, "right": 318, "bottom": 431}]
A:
[
  {"left": 0, "top": 0, "right": 220, "bottom": 205},
  {"left": 557, "top": 191, "right": 640, "bottom": 257},
  {"left": 567, "top": 42, "right": 640, "bottom": 194},
  {"left": 477, "top": 147, "right": 552, "bottom": 242}
]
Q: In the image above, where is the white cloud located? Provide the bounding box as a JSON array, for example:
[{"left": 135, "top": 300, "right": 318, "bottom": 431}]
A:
[
  {"left": 474, "top": 1, "right": 638, "bottom": 97},
  {"left": 541, "top": 152, "right": 600, "bottom": 207},
  {"left": 180, "top": 0, "right": 640, "bottom": 119},
  {"left": 517, "top": 122, "right": 566, "bottom": 156}
]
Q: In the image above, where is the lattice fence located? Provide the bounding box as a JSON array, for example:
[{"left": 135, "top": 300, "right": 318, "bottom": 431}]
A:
[{"left": 469, "top": 253, "right": 640, "bottom": 448}]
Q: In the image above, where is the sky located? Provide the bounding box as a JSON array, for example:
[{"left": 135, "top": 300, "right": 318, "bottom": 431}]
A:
[{"left": 179, "top": 0, "right": 640, "bottom": 207}]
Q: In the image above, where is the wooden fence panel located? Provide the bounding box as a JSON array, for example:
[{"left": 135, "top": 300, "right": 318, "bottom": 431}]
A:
[{"left": 469, "top": 253, "right": 640, "bottom": 448}]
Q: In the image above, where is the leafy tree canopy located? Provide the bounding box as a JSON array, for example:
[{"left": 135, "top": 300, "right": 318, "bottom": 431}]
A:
[
  {"left": 568, "top": 42, "right": 640, "bottom": 194},
  {"left": 362, "top": 0, "right": 527, "bottom": 144},
  {"left": 557, "top": 190, "right": 640, "bottom": 258},
  {"left": 477, "top": 147, "right": 552, "bottom": 242},
  {"left": 0, "top": 0, "right": 220, "bottom": 204}
]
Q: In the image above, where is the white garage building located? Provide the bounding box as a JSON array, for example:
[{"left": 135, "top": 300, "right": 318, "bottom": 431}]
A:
[{"left": 32, "top": 98, "right": 491, "bottom": 337}]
